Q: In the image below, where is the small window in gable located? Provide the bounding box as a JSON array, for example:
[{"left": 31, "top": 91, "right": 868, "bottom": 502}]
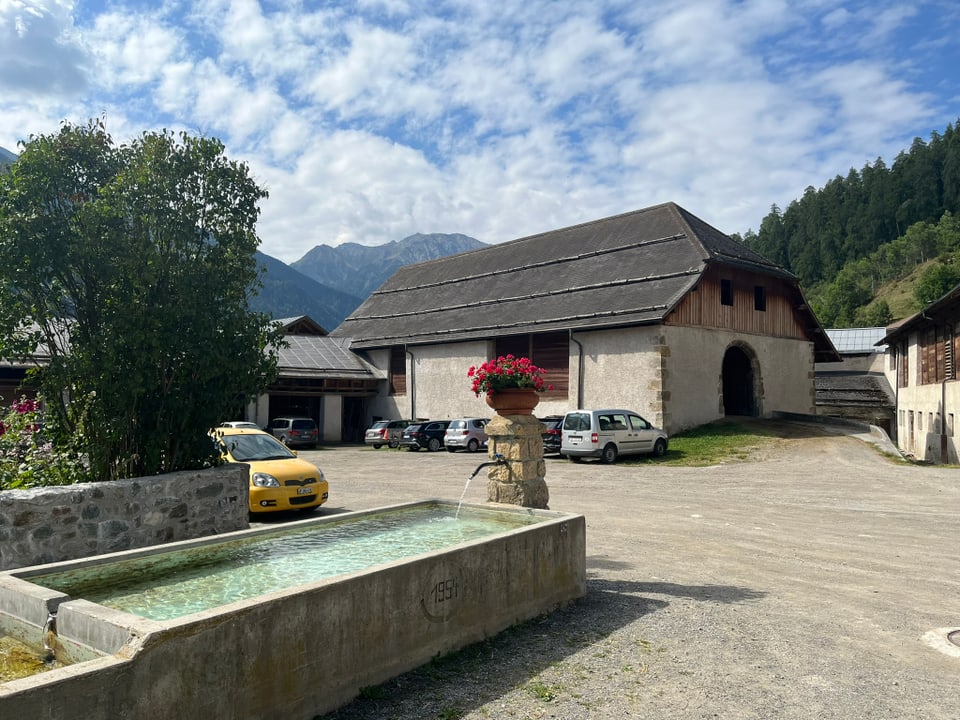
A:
[
  {"left": 754, "top": 285, "right": 766, "bottom": 312},
  {"left": 721, "top": 279, "right": 733, "bottom": 306}
]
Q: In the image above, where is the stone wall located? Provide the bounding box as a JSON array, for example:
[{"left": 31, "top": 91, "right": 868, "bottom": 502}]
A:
[{"left": 0, "top": 465, "right": 249, "bottom": 571}]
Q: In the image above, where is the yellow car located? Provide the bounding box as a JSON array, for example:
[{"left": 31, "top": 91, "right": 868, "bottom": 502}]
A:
[{"left": 213, "top": 427, "right": 329, "bottom": 513}]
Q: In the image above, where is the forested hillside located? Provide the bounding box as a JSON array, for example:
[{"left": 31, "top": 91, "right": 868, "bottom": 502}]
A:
[{"left": 736, "top": 120, "right": 960, "bottom": 327}]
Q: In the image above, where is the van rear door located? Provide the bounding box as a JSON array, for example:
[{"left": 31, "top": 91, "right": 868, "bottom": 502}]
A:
[{"left": 561, "top": 412, "right": 592, "bottom": 452}]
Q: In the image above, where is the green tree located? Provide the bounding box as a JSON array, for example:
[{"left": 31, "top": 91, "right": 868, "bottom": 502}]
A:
[
  {"left": 854, "top": 299, "right": 892, "bottom": 327},
  {"left": 0, "top": 120, "right": 284, "bottom": 480},
  {"left": 914, "top": 257, "right": 960, "bottom": 307}
]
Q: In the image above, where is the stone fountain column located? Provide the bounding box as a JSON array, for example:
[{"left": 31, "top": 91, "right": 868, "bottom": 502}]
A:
[{"left": 484, "top": 414, "right": 549, "bottom": 509}]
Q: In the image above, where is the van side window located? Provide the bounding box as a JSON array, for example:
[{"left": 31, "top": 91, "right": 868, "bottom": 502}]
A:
[
  {"left": 629, "top": 415, "right": 649, "bottom": 430},
  {"left": 610, "top": 414, "right": 627, "bottom": 430}
]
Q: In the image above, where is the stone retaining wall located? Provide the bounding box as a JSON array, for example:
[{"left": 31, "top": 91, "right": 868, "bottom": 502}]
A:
[{"left": 0, "top": 465, "right": 249, "bottom": 571}]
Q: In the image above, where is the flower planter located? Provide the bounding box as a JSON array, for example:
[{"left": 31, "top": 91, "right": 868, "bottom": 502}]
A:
[{"left": 485, "top": 388, "right": 540, "bottom": 416}]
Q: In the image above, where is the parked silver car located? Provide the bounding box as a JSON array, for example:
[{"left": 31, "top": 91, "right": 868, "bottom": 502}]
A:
[
  {"left": 444, "top": 418, "right": 490, "bottom": 452},
  {"left": 364, "top": 419, "right": 413, "bottom": 449},
  {"left": 560, "top": 409, "right": 667, "bottom": 464}
]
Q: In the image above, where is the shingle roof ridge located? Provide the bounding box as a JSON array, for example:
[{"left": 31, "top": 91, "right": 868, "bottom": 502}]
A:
[
  {"left": 668, "top": 203, "right": 793, "bottom": 276},
  {"left": 351, "top": 267, "right": 701, "bottom": 321},
  {"left": 379, "top": 202, "right": 688, "bottom": 283},
  {"left": 371, "top": 231, "right": 688, "bottom": 297}
]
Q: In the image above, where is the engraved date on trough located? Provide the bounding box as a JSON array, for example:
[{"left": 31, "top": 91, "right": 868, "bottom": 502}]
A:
[{"left": 421, "top": 568, "right": 466, "bottom": 623}]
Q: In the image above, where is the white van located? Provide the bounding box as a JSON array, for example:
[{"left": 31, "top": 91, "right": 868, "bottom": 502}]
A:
[{"left": 560, "top": 409, "right": 668, "bottom": 464}]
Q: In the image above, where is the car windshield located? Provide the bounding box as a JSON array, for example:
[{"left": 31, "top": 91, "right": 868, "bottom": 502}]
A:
[
  {"left": 449, "top": 420, "right": 466, "bottom": 430},
  {"left": 224, "top": 433, "right": 296, "bottom": 461},
  {"left": 371, "top": 421, "right": 389, "bottom": 429},
  {"left": 292, "top": 420, "right": 316, "bottom": 430}
]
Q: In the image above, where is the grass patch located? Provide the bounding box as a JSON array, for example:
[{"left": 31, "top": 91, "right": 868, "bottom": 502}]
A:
[
  {"left": 525, "top": 680, "right": 562, "bottom": 702},
  {"left": 621, "top": 420, "right": 786, "bottom": 467}
]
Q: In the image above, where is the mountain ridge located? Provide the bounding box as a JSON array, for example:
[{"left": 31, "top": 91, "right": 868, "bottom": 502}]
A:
[
  {"left": 291, "top": 232, "right": 486, "bottom": 299},
  {"left": 257, "top": 233, "right": 486, "bottom": 330}
]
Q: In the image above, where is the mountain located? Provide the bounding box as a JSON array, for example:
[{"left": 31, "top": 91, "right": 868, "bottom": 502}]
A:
[
  {"left": 292, "top": 232, "right": 487, "bottom": 299},
  {"left": 251, "top": 251, "right": 363, "bottom": 331},
  {"left": 0, "top": 146, "right": 16, "bottom": 169}
]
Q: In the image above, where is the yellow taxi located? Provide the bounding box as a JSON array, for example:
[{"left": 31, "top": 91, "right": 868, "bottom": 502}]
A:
[{"left": 212, "top": 427, "right": 329, "bottom": 513}]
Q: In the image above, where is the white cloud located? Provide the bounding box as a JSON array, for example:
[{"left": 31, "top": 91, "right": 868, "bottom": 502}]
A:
[
  {"left": 86, "top": 11, "right": 182, "bottom": 87},
  {"left": 0, "top": 0, "right": 89, "bottom": 95},
  {"left": 0, "top": 0, "right": 956, "bottom": 263}
]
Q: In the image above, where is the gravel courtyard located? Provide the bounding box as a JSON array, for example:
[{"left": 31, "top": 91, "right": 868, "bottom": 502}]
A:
[{"left": 283, "top": 420, "right": 959, "bottom": 720}]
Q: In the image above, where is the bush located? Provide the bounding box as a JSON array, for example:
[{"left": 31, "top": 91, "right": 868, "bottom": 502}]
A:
[{"left": 0, "top": 396, "right": 89, "bottom": 489}]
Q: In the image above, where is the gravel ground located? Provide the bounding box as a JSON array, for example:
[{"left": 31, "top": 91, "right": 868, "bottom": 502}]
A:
[{"left": 279, "top": 420, "right": 960, "bottom": 720}]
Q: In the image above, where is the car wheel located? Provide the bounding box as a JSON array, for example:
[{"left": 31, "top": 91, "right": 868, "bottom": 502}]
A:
[
  {"left": 653, "top": 438, "right": 667, "bottom": 457},
  {"left": 388, "top": 439, "right": 399, "bottom": 448},
  {"left": 467, "top": 439, "right": 479, "bottom": 452},
  {"left": 372, "top": 444, "right": 382, "bottom": 449},
  {"left": 428, "top": 438, "right": 441, "bottom": 452},
  {"left": 278, "top": 435, "right": 287, "bottom": 445},
  {"left": 601, "top": 444, "right": 618, "bottom": 464}
]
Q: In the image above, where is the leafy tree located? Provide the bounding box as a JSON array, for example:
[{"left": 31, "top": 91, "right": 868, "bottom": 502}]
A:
[
  {"left": 0, "top": 120, "right": 284, "bottom": 480},
  {"left": 914, "top": 257, "right": 960, "bottom": 306},
  {"left": 854, "top": 299, "right": 892, "bottom": 327}
]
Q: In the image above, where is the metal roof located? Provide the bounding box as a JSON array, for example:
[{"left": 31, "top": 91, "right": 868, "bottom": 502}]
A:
[
  {"left": 278, "top": 335, "right": 383, "bottom": 378},
  {"left": 825, "top": 328, "right": 887, "bottom": 354}
]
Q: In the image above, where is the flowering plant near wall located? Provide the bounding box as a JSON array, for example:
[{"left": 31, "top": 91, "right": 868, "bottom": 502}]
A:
[
  {"left": 0, "top": 395, "right": 89, "bottom": 490},
  {"left": 468, "top": 355, "right": 554, "bottom": 396}
]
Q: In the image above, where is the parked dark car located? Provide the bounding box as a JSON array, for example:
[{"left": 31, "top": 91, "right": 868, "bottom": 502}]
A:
[
  {"left": 539, "top": 416, "right": 563, "bottom": 454},
  {"left": 268, "top": 416, "right": 319, "bottom": 448},
  {"left": 399, "top": 421, "right": 452, "bottom": 452}
]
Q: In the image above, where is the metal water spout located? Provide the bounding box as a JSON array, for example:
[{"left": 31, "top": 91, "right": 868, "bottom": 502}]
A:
[
  {"left": 457, "top": 454, "right": 507, "bottom": 518},
  {"left": 41, "top": 610, "right": 57, "bottom": 662},
  {"left": 468, "top": 453, "right": 506, "bottom": 480}
]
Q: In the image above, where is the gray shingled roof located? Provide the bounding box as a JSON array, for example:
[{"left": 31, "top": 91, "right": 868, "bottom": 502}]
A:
[
  {"left": 333, "top": 202, "right": 801, "bottom": 349},
  {"left": 815, "top": 374, "right": 894, "bottom": 408},
  {"left": 278, "top": 335, "right": 384, "bottom": 378}
]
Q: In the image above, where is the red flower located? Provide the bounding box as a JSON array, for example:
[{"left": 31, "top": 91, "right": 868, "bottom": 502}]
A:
[{"left": 467, "top": 356, "right": 549, "bottom": 396}]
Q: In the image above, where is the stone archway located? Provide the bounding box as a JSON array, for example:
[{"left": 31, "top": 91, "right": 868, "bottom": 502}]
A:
[{"left": 722, "top": 344, "right": 759, "bottom": 417}]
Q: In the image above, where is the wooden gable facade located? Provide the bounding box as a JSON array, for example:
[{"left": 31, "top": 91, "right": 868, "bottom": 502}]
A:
[{"left": 667, "top": 264, "right": 812, "bottom": 341}]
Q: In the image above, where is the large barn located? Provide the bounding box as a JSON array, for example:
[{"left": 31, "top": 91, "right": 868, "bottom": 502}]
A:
[{"left": 332, "top": 202, "right": 838, "bottom": 434}]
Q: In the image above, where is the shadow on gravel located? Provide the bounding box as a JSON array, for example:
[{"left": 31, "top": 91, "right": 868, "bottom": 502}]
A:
[
  {"left": 320, "top": 575, "right": 765, "bottom": 719},
  {"left": 623, "top": 580, "right": 767, "bottom": 604}
]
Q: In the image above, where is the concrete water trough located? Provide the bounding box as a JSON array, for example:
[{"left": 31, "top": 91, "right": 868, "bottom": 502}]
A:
[{"left": 0, "top": 499, "right": 586, "bottom": 719}]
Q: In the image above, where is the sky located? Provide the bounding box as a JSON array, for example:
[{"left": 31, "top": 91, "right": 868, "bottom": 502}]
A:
[{"left": 2, "top": 1, "right": 959, "bottom": 264}]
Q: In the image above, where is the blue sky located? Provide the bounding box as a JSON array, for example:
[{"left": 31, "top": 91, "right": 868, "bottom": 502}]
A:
[{"left": 2, "top": 0, "right": 959, "bottom": 263}]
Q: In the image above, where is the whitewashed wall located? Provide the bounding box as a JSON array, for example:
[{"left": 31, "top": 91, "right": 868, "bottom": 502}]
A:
[
  {"left": 567, "top": 327, "right": 666, "bottom": 426},
  {"left": 883, "top": 335, "right": 960, "bottom": 463},
  {"left": 360, "top": 325, "right": 817, "bottom": 436}
]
